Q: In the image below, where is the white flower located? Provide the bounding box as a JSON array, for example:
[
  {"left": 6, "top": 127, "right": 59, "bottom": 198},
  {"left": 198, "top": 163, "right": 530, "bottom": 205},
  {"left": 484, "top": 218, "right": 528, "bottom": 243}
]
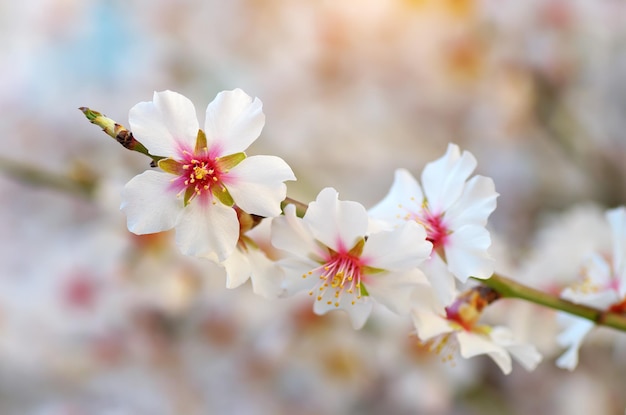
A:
[
  {"left": 412, "top": 289, "right": 542, "bottom": 374},
  {"left": 556, "top": 206, "right": 626, "bottom": 370},
  {"left": 369, "top": 144, "right": 498, "bottom": 302},
  {"left": 120, "top": 89, "right": 296, "bottom": 261},
  {"left": 271, "top": 187, "right": 432, "bottom": 329}
]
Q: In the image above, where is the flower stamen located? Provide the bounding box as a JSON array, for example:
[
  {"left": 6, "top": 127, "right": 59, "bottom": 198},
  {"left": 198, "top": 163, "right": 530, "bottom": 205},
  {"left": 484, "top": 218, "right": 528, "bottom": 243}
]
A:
[{"left": 306, "top": 248, "right": 366, "bottom": 306}]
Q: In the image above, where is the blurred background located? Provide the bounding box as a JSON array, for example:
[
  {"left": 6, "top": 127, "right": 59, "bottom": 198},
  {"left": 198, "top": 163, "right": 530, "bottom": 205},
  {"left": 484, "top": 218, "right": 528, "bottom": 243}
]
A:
[{"left": 1, "top": 0, "right": 626, "bottom": 413}]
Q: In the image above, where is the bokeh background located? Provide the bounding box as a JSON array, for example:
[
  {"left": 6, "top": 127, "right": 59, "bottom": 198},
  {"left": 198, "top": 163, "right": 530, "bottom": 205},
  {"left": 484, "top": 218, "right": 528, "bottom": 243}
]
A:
[{"left": 2, "top": 0, "right": 626, "bottom": 414}]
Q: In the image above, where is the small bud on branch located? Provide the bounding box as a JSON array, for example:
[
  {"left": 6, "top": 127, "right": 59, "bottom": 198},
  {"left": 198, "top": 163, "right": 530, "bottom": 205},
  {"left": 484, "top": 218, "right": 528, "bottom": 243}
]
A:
[{"left": 79, "top": 107, "right": 163, "bottom": 166}]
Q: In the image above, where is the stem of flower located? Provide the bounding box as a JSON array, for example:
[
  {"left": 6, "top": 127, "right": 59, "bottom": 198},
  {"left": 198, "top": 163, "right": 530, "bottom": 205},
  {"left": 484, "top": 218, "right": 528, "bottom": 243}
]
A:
[{"left": 478, "top": 273, "right": 626, "bottom": 332}]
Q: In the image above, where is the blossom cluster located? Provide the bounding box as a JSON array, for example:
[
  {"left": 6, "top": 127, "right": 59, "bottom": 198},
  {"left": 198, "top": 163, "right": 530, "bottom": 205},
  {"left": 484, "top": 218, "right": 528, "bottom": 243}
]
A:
[{"left": 118, "top": 89, "right": 544, "bottom": 373}]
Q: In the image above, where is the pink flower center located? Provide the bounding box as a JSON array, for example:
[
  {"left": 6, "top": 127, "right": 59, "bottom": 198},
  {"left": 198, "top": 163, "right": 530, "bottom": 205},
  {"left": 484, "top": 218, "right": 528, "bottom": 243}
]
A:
[
  {"left": 444, "top": 302, "right": 476, "bottom": 332},
  {"left": 166, "top": 147, "right": 232, "bottom": 205},
  {"left": 419, "top": 209, "right": 449, "bottom": 249},
  {"left": 181, "top": 151, "right": 222, "bottom": 197},
  {"left": 422, "top": 289, "right": 495, "bottom": 364},
  {"left": 304, "top": 249, "right": 366, "bottom": 307},
  {"left": 400, "top": 198, "right": 449, "bottom": 249},
  {"left": 160, "top": 131, "right": 241, "bottom": 207},
  {"left": 443, "top": 289, "right": 490, "bottom": 332}
]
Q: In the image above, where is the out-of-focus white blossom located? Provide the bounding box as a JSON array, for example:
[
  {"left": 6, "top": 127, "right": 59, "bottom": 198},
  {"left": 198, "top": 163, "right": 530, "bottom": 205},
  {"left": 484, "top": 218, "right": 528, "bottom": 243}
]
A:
[{"left": 556, "top": 206, "right": 626, "bottom": 370}]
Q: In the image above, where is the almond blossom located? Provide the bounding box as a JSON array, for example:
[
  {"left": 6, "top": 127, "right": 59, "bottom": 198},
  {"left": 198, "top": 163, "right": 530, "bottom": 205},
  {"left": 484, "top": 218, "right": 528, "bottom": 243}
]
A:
[
  {"left": 120, "top": 89, "right": 296, "bottom": 261},
  {"left": 369, "top": 144, "right": 498, "bottom": 303},
  {"left": 271, "top": 187, "right": 433, "bottom": 329},
  {"left": 411, "top": 288, "right": 542, "bottom": 374},
  {"left": 556, "top": 206, "right": 626, "bottom": 370}
]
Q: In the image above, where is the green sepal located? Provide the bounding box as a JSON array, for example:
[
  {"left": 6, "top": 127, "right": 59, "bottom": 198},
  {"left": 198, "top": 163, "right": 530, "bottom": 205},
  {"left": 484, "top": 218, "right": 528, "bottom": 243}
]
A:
[
  {"left": 348, "top": 238, "right": 366, "bottom": 257},
  {"left": 213, "top": 186, "right": 234, "bottom": 206},
  {"left": 158, "top": 158, "right": 184, "bottom": 175},
  {"left": 195, "top": 129, "right": 208, "bottom": 154},
  {"left": 79, "top": 107, "right": 118, "bottom": 140},
  {"left": 183, "top": 186, "right": 196, "bottom": 207},
  {"left": 359, "top": 282, "right": 370, "bottom": 297},
  {"left": 80, "top": 107, "right": 101, "bottom": 123},
  {"left": 216, "top": 152, "right": 246, "bottom": 171},
  {"left": 362, "top": 265, "right": 386, "bottom": 275}
]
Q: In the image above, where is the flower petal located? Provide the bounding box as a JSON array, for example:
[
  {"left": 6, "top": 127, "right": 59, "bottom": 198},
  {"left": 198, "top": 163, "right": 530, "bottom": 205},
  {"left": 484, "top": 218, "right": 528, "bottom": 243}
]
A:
[
  {"left": 445, "top": 225, "right": 495, "bottom": 281},
  {"left": 421, "top": 144, "right": 477, "bottom": 214},
  {"left": 247, "top": 247, "right": 286, "bottom": 299},
  {"left": 128, "top": 90, "right": 199, "bottom": 158},
  {"left": 222, "top": 247, "right": 252, "bottom": 289},
  {"left": 368, "top": 168, "right": 424, "bottom": 226},
  {"left": 555, "top": 314, "right": 595, "bottom": 371},
  {"left": 362, "top": 221, "right": 431, "bottom": 271},
  {"left": 561, "top": 287, "right": 619, "bottom": 309},
  {"left": 120, "top": 170, "right": 182, "bottom": 234},
  {"left": 365, "top": 268, "right": 430, "bottom": 315},
  {"left": 278, "top": 257, "right": 320, "bottom": 295},
  {"left": 506, "top": 345, "right": 543, "bottom": 372},
  {"left": 221, "top": 245, "right": 285, "bottom": 299},
  {"left": 420, "top": 255, "right": 457, "bottom": 307},
  {"left": 411, "top": 308, "right": 453, "bottom": 340},
  {"left": 227, "top": 155, "right": 295, "bottom": 217},
  {"left": 204, "top": 89, "right": 265, "bottom": 154},
  {"left": 175, "top": 200, "right": 239, "bottom": 261},
  {"left": 271, "top": 205, "right": 324, "bottom": 260},
  {"left": 305, "top": 187, "right": 368, "bottom": 252},
  {"left": 489, "top": 326, "right": 542, "bottom": 371},
  {"left": 457, "top": 331, "right": 512, "bottom": 374},
  {"left": 444, "top": 175, "right": 498, "bottom": 230}
]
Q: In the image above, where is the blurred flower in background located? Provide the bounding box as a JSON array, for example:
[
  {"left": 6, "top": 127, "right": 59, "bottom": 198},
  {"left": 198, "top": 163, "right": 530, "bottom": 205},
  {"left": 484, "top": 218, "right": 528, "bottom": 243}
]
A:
[{"left": 2, "top": 0, "right": 626, "bottom": 414}]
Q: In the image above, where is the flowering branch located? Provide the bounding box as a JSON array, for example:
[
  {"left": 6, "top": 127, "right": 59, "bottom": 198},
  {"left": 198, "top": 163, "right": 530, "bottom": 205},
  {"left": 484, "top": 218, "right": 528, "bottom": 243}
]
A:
[
  {"left": 80, "top": 89, "right": 626, "bottom": 374},
  {"left": 79, "top": 104, "right": 619, "bottom": 328}
]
